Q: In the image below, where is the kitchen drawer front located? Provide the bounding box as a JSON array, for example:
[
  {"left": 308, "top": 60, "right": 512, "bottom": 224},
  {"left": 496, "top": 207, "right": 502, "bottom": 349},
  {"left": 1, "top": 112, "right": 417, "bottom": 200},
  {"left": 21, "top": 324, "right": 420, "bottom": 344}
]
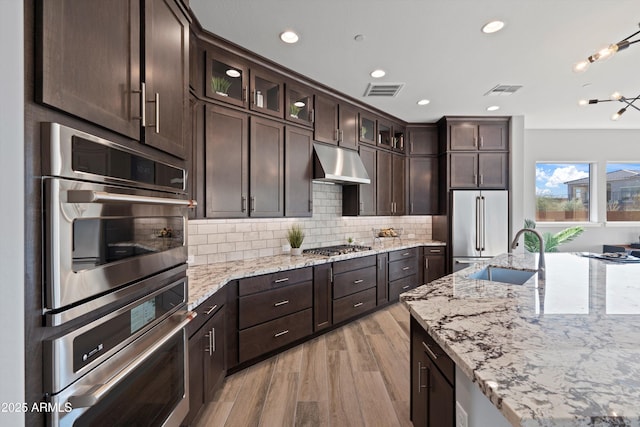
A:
[
  {"left": 423, "top": 246, "right": 445, "bottom": 255},
  {"left": 388, "top": 247, "right": 418, "bottom": 262},
  {"left": 239, "top": 267, "right": 312, "bottom": 296},
  {"left": 389, "top": 257, "right": 418, "bottom": 281},
  {"left": 238, "top": 308, "right": 312, "bottom": 363},
  {"left": 389, "top": 274, "right": 417, "bottom": 301},
  {"left": 187, "top": 288, "right": 226, "bottom": 337},
  {"left": 414, "top": 321, "right": 455, "bottom": 385},
  {"left": 333, "top": 266, "right": 377, "bottom": 299},
  {"left": 332, "top": 287, "right": 376, "bottom": 324},
  {"left": 239, "top": 281, "right": 312, "bottom": 329},
  {"left": 332, "top": 255, "right": 376, "bottom": 274}
]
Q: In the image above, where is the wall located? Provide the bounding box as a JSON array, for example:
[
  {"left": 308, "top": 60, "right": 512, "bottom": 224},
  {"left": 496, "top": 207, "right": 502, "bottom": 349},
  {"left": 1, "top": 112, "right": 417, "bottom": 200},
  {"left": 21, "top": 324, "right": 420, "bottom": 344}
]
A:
[
  {"left": 515, "top": 128, "right": 640, "bottom": 252},
  {"left": 188, "top": 183, "right": 433, "bottom": 264},
  {"left": 0, "top": 0, "right": 25, "bottom": 425}
]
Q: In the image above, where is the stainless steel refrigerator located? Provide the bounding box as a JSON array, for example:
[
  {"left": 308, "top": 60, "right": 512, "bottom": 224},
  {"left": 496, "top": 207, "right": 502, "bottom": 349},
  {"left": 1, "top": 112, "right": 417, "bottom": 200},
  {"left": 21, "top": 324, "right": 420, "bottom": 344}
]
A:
[{"left": 452, "top": 190, "right": 509, "bottom": 271}]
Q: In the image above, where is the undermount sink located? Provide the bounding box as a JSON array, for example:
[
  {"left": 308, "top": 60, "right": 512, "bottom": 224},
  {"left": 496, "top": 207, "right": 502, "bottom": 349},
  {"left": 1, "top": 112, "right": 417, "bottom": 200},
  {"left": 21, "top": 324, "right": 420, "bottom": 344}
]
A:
[{"left": 467, "top": 266, "right": 536, "bottom": 285}]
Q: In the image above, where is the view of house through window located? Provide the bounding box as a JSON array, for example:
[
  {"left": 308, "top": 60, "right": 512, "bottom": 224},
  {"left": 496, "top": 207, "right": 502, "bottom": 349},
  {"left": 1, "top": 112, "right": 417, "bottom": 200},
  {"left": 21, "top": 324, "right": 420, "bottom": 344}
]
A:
[
  {"left": 535, "top": 163, "right": 590, "bottom": 222},
  {"left": 606, "top": 163, "right": 640, "bottom": 221}
]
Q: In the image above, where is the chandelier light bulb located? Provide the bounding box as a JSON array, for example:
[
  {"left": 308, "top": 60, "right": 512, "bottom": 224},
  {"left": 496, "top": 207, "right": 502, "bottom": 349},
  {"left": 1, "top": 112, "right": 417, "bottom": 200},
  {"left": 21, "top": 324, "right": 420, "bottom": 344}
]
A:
[
  {"left": 573, "top": 60, "right": 590, "bottom": 73},
  {"left": 610, "top": 92, "right": 622, "bottom": 101},
  {"left": 611, "top": 107, "right": 626, "bottom": 121},
  {"left": 578, "top": 99, "right": 588, "bottom": 106}
]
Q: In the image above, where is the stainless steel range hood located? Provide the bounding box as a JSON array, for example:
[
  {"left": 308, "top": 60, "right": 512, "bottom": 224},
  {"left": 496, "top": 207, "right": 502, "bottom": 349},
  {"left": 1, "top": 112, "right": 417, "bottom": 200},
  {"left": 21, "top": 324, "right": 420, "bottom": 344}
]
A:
[{"left": 312, "top": 143, "right": 371, "bottom": 185}]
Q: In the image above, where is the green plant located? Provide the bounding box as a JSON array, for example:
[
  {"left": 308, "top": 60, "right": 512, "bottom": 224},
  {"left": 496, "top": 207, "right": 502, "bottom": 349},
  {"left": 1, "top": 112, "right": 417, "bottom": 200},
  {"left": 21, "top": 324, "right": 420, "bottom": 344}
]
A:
[
  {"left": 561, "top": 198, "right": 585, "bottom": 212},
  {"left": 347, "top": 237, "right": 354, "bottom": 244},
  {"left": 211, "top": 76, "right": 232, "bottom": 94},
  {"left": 289, "top": 104, "right": 301, "bottom": 117},
  {"left": 523, "top": 219, "right": 584, "bottom": 253},
  {"left": 286, "top": 224, "right": 305, "bottom": 248}
]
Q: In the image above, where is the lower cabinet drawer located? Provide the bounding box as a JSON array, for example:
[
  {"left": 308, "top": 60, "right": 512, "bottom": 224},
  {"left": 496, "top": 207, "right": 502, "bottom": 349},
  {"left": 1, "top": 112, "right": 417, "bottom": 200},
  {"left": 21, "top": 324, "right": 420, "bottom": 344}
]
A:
[
  {"left": 239, "top": 281, "right": 312, "bottom": 329},
  {"left": 332, "top": 287, "right": 376, "bottom": 324},
  {"left": 389, "top": 257, "right": 417, "bottom": 281},
  {"left": 333, "top": 265, "right": 377, "bottom": 299},
  {"left": 238, "top": 308, "right": 312, "bottom": 363},
  {"left": 389, "top": 274, "right": 417, "bottom": 301}
]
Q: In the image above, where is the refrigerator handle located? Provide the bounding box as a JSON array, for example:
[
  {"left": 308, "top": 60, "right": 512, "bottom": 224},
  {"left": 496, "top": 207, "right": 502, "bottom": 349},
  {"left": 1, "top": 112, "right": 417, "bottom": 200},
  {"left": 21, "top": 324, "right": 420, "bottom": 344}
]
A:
[
  {"left": 481, "top": 196, "right": 486, "bottom": 251},
  {"left": 475, "top": 196, "right": 481, "bottom": 251}
]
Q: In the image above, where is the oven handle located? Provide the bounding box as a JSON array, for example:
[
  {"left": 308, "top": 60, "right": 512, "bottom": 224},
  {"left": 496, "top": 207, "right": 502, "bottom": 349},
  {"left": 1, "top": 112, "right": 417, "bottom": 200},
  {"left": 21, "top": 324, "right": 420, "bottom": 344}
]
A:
[
  {"left": 67, "top": 190, "right": 197, "bottom": 207},
  {"left": 67, "top": 311, "right": 196, "bottom": 408}
]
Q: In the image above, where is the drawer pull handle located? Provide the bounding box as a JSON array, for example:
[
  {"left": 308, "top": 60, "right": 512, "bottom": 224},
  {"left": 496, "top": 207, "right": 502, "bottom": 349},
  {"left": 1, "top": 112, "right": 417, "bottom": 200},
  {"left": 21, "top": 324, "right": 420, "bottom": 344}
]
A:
[
  {"left": 204, "top": 304, "right": 218, "bottom": 316},
  {"left": 422, "top": 341, "right": 439, "bottom": 360},
  {"left": 353, "top": 302, "right": 364, "bottom": 308},
  {"left": 429, "top": 249, "right": 441, "bottom": 253},
  {"left": 402, "top": 285, "right": 410, "bottom": 290},
  {"left": 403, "top": 252, "right": 410, "bottom": 256},
  {"left": 274, "top": 300, "right": 289, "bottom": 307},
  {"left": 274, "top": 330, "right": 289, "bottom": 338},
  {"left": 274, "top": 278, "right": 289, "bottom": 283},
  {"left": 353, "top": 279, "right": 364, "bottom": 284},
  {"left": 402, "top": 266, "right": 411, "bottom": 271}
]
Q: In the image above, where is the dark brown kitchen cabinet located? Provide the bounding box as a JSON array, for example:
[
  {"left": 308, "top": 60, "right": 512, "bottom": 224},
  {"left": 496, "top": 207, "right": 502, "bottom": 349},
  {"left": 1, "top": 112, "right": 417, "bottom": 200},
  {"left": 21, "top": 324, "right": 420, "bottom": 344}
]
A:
[
  {"left": 249, "top": 117, "right": 284, "bottom": 217},
  {"left": 376, "top": 253, "right": 389, "bottom": 305},
  {"left": 392, "top": 154, "right": 407, "bottom": 215},
  {"left": 205, "top": 47, "right": 248, "bottom": 108},
  {"left": 285, "top": 127, "right": 313, "bottom": 217},
  {"left": 249, "top": 67, "right": 284, "bottom": 118},
  {"left": 393, "top": 123, "right": 406, "bottom": 153},
  {"left": 450, "top": 152, "right": 508, "bottom": 189},
  {"left": 342, "top": 145, "right": 377, "bottom": 216},
  {"left": 332, "top": 256, "right": 378, "bottom": 324},
  {"left": 377, "top": 119, "right": 393, "bottom": 149},
  {"left": 388, "top": 248, "right": 419, "bottom": 300},
  {"left": 377, "top": 151, "right": 406, "bottom": 216},
  {"left": 410, "top": 317, "right": 455, "bottom": 427},
  {"left": 314, "top": 94, "right": 339, "bottom": 145},
  {"left": 423, "top": 246, "right": 446, "bottom": 285},
  {"left": 409, "top": 157, "right": 439, "bottom": 215},
  {"left": 408, "top": 125, "right": 438, "bottom": 156},
  {"left": 187, "top": 96, "right": 205, "bottom": 219},
  {"left": 204, "top": 105, "right": 249, "bottom": 218},
  {"left": 286, "top": 82, "right": 314, "bottom": 127},
  {"left": 359, "top": 114, "right": 377, "bottom": 145},
  {"left": 39, "top": 0, "right": 189, "bottom": 159},
  {"left": 338, "top": 103, "right": 359, "bottom": 150},
  {"left": 448, "top": 121, "right": 507, "bottom": 151},
  {"left": 313, "top": 264, "right": 333, "bottom": 332}
]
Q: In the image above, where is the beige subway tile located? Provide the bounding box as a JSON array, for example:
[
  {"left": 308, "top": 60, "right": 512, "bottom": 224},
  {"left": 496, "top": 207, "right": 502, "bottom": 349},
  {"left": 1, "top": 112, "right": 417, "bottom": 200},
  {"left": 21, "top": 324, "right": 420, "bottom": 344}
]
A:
[
  {"left": 192, "top": 255, "right": 208, "bottom": 265},
  {"left": 259, "top": 231, "right": 274, "bottom": 240},
  {"left": 225, "top": 251, "right": 243, "bottom": 262},
  {"left": 197, "top": 224, "right": 218, "bottom": 234},
  {"left": 217, "top": 223, "right": 236, "bottom": 233},
  {"left": 197, "top": 244, "right": 218, "bottom": 255},
  {"left": 217, "top": 242, "right": 236, "bottom": 253},
  {"left": 251, "top": 239, "right": 267, "bottom": 249},
  {"left": 207, "top": 233, "right": 226, "bottom": 244},
  {"left": 226, "top": 232, "right": 245, "bottom": 243},
  {"left": 188, "top": 234, "right": 207, "bottom": 246}
]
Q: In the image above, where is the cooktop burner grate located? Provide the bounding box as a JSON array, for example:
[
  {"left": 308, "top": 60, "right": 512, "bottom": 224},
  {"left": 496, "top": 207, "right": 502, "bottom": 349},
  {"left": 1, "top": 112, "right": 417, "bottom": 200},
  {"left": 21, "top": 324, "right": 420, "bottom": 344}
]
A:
[{"left": 303, "top": 244, "right": 372, "bottom": 256}]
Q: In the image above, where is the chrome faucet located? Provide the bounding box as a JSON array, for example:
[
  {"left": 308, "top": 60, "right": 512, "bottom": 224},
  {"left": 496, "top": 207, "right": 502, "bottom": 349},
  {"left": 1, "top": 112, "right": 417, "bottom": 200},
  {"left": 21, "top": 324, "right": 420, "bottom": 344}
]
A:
[{"left": 511, "top": 228, "right": 545, "bottom": 281}]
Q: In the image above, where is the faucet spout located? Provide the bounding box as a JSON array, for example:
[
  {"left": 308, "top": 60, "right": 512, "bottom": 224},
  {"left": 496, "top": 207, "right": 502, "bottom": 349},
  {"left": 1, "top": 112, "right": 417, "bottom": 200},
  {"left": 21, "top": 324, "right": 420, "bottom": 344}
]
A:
[{"left": 511, "top": 228, "right": 545, "bottom": 281}]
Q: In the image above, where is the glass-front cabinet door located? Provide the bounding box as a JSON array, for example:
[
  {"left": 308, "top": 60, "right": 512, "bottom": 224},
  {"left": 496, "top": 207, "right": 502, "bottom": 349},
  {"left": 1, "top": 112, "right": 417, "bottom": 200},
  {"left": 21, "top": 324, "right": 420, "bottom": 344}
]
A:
[
  {"left": 205, "top": 48, "right": 248, "bottom": 108},
  {"left": 250, "top": 68, "right": 283, "bottom": 118},
  {"left": 359, "top": 113, "right": 376, "bottom": 145},
  {"left": 393, "top": 123, "right": 406, "bottom": 153},
  {"left": 285, "top": 82, "right": 314, "bottom": 126},
  {"left": 378, "top": 119, "right": 392, "bottom": 149}
]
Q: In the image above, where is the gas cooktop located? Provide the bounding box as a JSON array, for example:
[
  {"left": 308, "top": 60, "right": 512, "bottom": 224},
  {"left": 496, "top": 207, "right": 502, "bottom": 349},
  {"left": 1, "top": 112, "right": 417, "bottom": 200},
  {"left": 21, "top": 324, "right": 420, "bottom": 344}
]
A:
[{"left": 303, "top": 244, "right": 372, "bottom": 256}]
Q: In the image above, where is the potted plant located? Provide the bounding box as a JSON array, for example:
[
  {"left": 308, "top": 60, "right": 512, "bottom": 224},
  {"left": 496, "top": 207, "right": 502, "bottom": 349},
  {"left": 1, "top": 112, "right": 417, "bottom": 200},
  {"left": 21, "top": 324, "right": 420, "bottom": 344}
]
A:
[
  {"left": 286, "top": 224, "right": 305, "bottom": 255},
  {"left": 211, "top": 76, "right": 232, "bottom": 96},
  {"left": 523, "top": 219, "right": 584, "bottom": 252}
]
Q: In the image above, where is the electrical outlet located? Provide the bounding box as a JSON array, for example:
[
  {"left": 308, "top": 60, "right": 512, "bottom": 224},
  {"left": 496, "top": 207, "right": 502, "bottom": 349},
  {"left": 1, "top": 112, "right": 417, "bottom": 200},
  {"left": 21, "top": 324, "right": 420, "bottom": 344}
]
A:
[{"left": 456, "top": 401, "right": 468, "bottom": 427}]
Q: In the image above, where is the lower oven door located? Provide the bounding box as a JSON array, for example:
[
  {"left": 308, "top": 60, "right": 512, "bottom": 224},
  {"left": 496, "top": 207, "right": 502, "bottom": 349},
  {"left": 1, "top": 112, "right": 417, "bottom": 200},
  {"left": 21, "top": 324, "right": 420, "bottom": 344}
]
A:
[{"left": 49, "top": 311, "right": 193, "bottom": 427}]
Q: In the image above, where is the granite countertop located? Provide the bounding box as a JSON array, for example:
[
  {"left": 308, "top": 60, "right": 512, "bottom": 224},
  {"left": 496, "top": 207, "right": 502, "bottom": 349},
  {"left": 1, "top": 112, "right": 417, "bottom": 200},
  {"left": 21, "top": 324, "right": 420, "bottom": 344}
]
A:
[
  {"left": 401, "top": 252, "right": 640, "bottom": 427},
  {"left": 187, "top": 240, "right": 445, "bottom": 310}
]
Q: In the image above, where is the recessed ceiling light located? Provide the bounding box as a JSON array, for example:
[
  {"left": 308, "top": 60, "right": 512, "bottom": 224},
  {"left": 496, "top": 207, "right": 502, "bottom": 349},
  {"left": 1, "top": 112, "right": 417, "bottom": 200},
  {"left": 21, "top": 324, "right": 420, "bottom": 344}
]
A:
[
  {"left": 226, "top": 69, "right": 241, "bottom": 78},
  {"left": 417, "top": 99, "right": 430, "bottom": 106},
  {"left": 486, "top": 105, "right": 500, "bottom": 111},
  {"left": 370, "top": 69, "right": 386, "bottom": 78},
  {"left": 280, "top": 31, "right": 299, "bottom": 44},
  {"left": 482, "top": 20, "right": 505, "bottom": 34}
]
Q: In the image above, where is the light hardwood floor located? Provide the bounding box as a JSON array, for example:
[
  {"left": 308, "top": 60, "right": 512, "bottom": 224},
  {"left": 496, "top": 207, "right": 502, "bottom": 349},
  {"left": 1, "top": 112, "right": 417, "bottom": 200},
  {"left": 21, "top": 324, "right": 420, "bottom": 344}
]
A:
[{"left": 194, "top": 302, "right": 413, "bottom": 427}]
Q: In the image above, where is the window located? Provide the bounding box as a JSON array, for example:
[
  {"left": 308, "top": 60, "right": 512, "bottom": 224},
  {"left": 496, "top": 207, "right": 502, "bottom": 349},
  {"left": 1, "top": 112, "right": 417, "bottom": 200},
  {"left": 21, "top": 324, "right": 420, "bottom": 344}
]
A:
[
  {"left": 535, "top": 163, "right": 590, "bottom": 222},
  {"left": 606, "top": 163, "right": 640, "bottom": 221}
]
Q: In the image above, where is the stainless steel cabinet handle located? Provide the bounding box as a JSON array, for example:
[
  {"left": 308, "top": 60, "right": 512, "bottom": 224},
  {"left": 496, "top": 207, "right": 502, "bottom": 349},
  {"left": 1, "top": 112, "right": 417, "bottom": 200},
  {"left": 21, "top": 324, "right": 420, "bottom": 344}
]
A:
[
  {"left": 242, "top": 86, "right": 248, "bottom": 102},
  {"left": 410, "top": 202, "right": 414, "bottom": 214},
  {"left": 206, "top": 330, "right": 213, "bottom": 356},
  {"left": 204, "top": 304, "right": 218, "bottom": 315},
  {"left": 241, "top": 196, "right": 247, "bottom": 212},
  {"left": 353, "top": 279, "right": 364, "bottom": 284},
  {"left": 473, "top": 136, "right": 477, "bottom": 147},
  {"left": 425, "top": 258, "right": 429, "bottom": 269},
  {"left": 310, "top": 109, "right": 315, "bottom": 123},
  {"left": 480, "top": 175, "right": 484, "bottom": 185},
  {"left": 211, "top": 327, "right": 216, "bottom": 353},
  {"left": 402, "top": 285, "right": 410, "bottom": 290},
  {"left": 250, "top": 196, "right": 256, "bottom": 212},
  {"left": 422, "top": 341, "right": 439, "bottom": 360},
  {"left": 353, "top": 302, "right": 364, "bottom": 308},
  {"left": 154, "top": 92, "right": 160, "bottom": 133},
  {"left": 479, "top": 136, "right": 484, "bottom": 147},
  {"left": 274, "top": 300, "right": 289, "bottom": 307},
  {"left": 429, "top": 249, "right": 440, "bottom": 253},
  {"left": 418, "top": 361, "right": 428, "bottom": 392},
  {"left": 132, "top": 82, "right": 146, "bottom": 126},
  {"left": 340, "top": 129, "right": 344, "bottom": 142},
  {"left": 402, "top": 266, "right": 410, "bottom": 271},
  {"left": 309, "top": 199, "right": 313, "bottom": 212},
  {"left": 67, "top": 190, "right": 197, "bottom": 207},
  {"left": 274, "top": 330, "right": 289, "bottom": 338},
  {"left": 403, "top": 252, "right": 411, "bottom": 256},
  {"left": 274, "top": 277, "right": 289, "bottom": 283},
  {"left": 68, "top": 312, "right": 194, "bottom": 408},
  {"left": 359, "top": 201, "right": 364, "bottom": 213},
  {"left": 475, "top": 196, "right": 481, "bottom": 251}
]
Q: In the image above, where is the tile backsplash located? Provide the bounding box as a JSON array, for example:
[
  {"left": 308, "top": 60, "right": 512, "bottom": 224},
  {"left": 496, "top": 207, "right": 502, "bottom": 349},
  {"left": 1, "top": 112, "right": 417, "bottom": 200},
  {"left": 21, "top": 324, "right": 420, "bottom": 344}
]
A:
[{"left": 188, "top": 182, "right": 433, "bottom": 265}]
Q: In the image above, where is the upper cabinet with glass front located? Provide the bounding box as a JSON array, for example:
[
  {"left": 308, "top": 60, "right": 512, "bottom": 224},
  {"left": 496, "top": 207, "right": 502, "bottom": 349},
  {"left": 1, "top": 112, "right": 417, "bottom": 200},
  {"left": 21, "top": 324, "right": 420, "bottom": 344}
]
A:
[
  {"left": 285, "top": 82, "right": 314, "bottom": 127},
  {"left": 206, "top": 48, "right": 248, "bottom": 108},
  {"left": 359, "top": 113, "right": 376, "bottom": 145},
  {"left": 249, "top": 67, "right": 283, "bottom": 118}
]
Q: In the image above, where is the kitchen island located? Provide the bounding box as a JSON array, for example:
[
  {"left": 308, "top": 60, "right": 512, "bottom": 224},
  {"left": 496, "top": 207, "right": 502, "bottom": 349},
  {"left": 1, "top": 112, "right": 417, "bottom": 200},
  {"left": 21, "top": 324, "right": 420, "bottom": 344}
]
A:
[{"left": 401, "top": 252, "right": 640, "bottom": 427}]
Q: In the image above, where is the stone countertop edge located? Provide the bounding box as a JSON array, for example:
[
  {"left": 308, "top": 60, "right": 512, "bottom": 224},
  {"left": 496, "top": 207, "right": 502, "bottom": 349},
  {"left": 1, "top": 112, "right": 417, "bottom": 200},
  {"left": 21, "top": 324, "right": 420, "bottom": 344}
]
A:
[{"left": 187, "top": 240, "right": 445, "bottom": 311}]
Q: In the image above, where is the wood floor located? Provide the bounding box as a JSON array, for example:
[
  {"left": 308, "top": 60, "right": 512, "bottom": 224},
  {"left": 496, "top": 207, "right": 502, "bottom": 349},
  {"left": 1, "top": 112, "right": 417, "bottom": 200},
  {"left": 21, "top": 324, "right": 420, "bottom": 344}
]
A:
[{"left": 194, "top": 302, "right": 413, "bottom": 427}]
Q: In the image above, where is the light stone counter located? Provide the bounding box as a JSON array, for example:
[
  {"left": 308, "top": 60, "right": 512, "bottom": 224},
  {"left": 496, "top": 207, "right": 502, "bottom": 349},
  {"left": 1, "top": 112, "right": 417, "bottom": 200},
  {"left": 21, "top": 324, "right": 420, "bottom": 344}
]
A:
[
  {"left": 187, "top": 240, "right": 445, "bottom": 310},
  {"left": 401, "top": 252, "right": 640, "bottom": 427}
]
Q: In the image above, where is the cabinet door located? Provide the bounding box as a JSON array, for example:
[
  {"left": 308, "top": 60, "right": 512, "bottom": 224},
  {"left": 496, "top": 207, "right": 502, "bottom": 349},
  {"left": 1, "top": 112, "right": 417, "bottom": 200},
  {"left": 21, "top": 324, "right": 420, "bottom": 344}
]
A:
[
  {"left": 376, "top": 150, "right": 393, "bottom": 215},
  {"left": 377, "top": 120, "right": 393, "bottom": 149},
  {"left": 359, "top": 145, "right": 377, "bottom": 215},
  {"left": 411, "top": 329, "right": 429, "bottom": 427},
  {"left": 286, "top": 82, "right": 314, "bottom": 126},
  {"left": 449, "top": 153, "right": 478, "bottom": 188},
  {"left": 144, "top": 0, "right": 189, "bottom": 158},
  {"left": 393, "top": 124, "right": 406, "bottom": 153},
  {"left": 408, "top": 126, "right": 438, "bottom": 155},
  {"left": 285, "top": 127, "right": 313, "bottom": 217},
  {"left": 187, "top": 97, "right": 205, "bottom": 219},
  {"left": 39, "top": 0, "right": 141, "bottom": 140},
  {"left": 205, "top": 105, "right": 249, "bottom": 218},
  {"left": 314, "top": 94, "right": 339, "bottom": 145},
  {"left": 313, "top": 264, "right": 332, "bottom": 332},
  {"left": 478, "top": 123, "right": 507, "bottom": 150},
  {"left": 376, "top": 253, "right": 388, "bottom": 305},
  {"left": 425, "top": 251, "right": 446, "bottom": 284},
  {"left": 250, "top": 67, "right": 283, "bottom": 118},
  {"left": 359, "top": 114, "right": 377, "bottom": 145},
  {"left": 339, "top": 103, "right": 359, "bottom": 150},
  {"left": 428, "top": 367, "right": 455, "bottom": 427},
  {"left": 409, "top": 157, "right": 438, "bottom": 215},
  {"left": 185, "top": 326, "right": 206, "bottom": 426},
  {"left": 449, "top": 123, "right": 478, "bottom": 150},
  {"left": 392, "top": 154, "right": 406, "bottom": 215},
  {"left": 478, "top": 152, "right": 508, "bottom": 188},
  {"left": 250, "top": 117, "right": 284, "bottom": 217},
  {"left": 205, "top": 48, "right": 248, "bottom": 108},
  {"left": 204, "top": 308, "right": 226, "bottom": 401}
]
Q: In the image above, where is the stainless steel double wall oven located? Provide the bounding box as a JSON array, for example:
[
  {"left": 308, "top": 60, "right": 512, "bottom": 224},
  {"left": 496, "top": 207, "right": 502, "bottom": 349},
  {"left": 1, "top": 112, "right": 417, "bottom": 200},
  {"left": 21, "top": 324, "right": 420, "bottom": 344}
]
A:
[{"left": 42, "top": 123, "right": 195, "bottom": 427}]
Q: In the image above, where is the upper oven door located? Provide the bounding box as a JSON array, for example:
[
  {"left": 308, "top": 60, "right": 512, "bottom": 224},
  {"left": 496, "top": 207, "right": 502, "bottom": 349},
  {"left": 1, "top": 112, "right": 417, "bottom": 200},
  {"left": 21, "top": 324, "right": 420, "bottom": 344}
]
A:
[{"left": 44, "top": 177, "right": 189, "bottom": 311}]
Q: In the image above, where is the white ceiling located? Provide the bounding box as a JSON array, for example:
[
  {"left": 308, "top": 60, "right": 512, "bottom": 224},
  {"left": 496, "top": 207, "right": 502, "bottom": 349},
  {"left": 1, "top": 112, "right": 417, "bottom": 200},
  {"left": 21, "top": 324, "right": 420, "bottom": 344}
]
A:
[{"left": 190, "top": 0, "right": 640, "bottom": 129}]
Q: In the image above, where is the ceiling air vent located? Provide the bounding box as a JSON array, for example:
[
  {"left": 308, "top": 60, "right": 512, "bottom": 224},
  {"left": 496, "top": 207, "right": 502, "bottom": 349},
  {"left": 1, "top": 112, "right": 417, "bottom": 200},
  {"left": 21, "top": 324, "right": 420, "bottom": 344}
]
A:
[
  {"left": 363, "top": 82, "right": 404, "bottom": 97},
  {"left": 484, "top": 84, "right": 523, "bottom": 96}
]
